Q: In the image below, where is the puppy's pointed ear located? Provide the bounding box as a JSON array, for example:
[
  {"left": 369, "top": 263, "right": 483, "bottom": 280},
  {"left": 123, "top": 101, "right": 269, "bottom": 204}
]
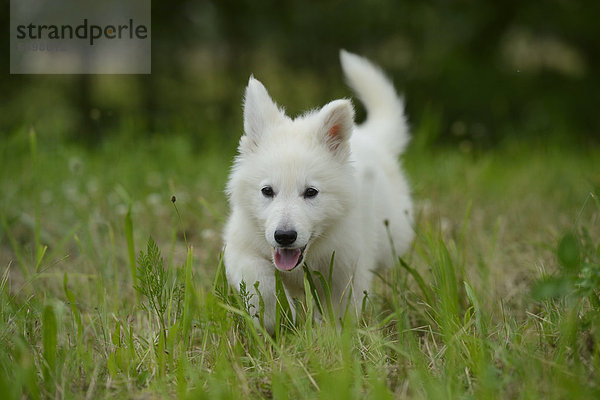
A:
[
  {"left": 242, "top": 77, "right": 285, "bottom": 149},
  {"left": 318, "top": 99, "right": 354, "bottom": 155}
]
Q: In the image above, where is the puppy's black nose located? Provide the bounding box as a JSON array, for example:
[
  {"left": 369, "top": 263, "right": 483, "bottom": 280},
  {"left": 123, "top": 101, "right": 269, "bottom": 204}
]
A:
[{"left": 274, "top": 230, "right": 297, "bottom": 246}]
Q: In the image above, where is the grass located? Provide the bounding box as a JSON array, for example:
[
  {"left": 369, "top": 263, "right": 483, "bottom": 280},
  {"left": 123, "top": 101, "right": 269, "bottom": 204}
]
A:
[{"left": 0, "top": 129, "right": 599, "bottom": 399}]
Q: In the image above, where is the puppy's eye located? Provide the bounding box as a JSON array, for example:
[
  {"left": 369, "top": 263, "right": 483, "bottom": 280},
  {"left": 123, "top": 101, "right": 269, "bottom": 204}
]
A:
[
  {"left": 304, "top": 187, "right": 319, "bottom": 199},
  {"left": 261, "top": 186, "right": 274, "bottom": 198}
]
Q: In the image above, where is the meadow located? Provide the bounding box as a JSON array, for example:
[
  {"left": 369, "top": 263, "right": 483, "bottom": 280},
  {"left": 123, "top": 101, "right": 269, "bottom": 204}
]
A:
[{"left": 0, "top": 129, "right": 599, "bottom": 399}]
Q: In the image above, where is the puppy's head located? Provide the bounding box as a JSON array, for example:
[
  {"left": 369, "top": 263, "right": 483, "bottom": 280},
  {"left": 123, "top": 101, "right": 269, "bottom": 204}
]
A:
[{"left": 227, "top": 77, "right": 356, "bottom": 271}]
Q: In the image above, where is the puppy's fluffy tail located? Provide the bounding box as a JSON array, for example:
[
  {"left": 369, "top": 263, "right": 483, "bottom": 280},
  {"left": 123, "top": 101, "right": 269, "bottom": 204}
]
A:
[{"left": 340, "top": 50, "right": 409, "bottom": 156}]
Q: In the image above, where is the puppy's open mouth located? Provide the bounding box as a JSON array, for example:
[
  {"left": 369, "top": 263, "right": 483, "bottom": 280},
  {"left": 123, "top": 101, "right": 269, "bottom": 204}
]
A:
[{"left": 273, "top": 246, "right": 306, "bottom": 271}]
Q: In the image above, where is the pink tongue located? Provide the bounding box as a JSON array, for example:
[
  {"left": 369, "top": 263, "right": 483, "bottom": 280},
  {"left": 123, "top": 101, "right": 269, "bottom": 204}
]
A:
[{"left": 274, "top": 248, "right": 301, "bottom": 271}]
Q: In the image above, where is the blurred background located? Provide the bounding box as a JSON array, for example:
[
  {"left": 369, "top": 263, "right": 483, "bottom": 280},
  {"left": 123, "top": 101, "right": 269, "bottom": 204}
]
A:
[{"left": 1, "top": 0, "right": 599, "bottom": 150}]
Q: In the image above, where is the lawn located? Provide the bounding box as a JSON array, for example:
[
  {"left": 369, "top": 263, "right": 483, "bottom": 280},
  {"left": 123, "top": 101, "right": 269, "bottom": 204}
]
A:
[{"left": 0, "top": 129, "right": 599, "bottom": 399}]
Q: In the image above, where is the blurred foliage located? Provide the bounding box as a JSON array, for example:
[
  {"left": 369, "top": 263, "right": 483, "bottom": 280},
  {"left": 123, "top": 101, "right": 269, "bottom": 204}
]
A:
[
  {"left": 1, "top": 0, "right": 599, "bottom": 149},
  {"left": 532, "top": 229, "right": 600, "bottom": 302}
]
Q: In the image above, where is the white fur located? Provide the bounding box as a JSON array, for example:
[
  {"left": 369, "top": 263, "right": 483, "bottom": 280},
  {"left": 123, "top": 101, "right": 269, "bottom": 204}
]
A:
[{"left": 223, "top": 50, "right": 414, "bottom": 332}]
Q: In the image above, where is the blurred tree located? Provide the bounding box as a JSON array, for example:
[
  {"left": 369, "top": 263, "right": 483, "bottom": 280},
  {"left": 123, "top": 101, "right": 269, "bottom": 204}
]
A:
[{"left": 2, "top": 0, "right": 598, "bottom": 147}]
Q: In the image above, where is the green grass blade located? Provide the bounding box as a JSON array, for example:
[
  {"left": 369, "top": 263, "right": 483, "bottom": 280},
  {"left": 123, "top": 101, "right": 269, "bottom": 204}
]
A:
[
  {"left": 212, "top": 253, "right": 228, "bottom": 300},
  {"left": 181, "top": 246, "right": 194, "bottom": 341},
  {"left": 275, "top": 269, "right": 294, "bottom": 338},
  {"left": 34, "top": 245, "right": 47, "bottom": 273},
  {"left": 399, "top": 258, "right": 434, "bottom": 306},
  {"left": 313, "top": 270, "right": 335, "bottom": 323},
  {"left": 63, "top": 273, "right": 83, "bottom": 346},
  {"left": 303, "top": 265, "right": 324, "bottom": 316},
  {"left": 42, "top": 304, "right": 57, "bottom": 385},
  {"left": 253, "top": 281, "right": 265, "bottom": 329},
  {"left": 125, "top": 204, "right": 137, "bottom": 289}
]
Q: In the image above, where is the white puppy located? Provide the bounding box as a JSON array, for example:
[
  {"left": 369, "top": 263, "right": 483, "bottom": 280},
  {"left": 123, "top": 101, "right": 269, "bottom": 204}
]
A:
[{"left": 223, "top": 50, "right": 413, "bottom": 332}]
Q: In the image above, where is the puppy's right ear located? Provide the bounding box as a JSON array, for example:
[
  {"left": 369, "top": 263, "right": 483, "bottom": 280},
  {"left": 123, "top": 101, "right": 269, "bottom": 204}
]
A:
[{"left": 242, "top": 77, "right": 285, "bottom": 151}]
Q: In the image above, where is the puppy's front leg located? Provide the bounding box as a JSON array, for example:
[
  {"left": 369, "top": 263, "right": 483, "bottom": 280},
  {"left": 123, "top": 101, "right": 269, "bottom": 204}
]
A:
[{"left": 224, "top": 247, "right": 295, "bottom": 334}]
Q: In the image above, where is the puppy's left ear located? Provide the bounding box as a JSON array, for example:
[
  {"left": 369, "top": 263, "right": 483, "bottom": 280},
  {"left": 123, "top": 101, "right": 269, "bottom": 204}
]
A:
[{"left": 318, "top": 99, "right": 354, "bottom": 154}]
